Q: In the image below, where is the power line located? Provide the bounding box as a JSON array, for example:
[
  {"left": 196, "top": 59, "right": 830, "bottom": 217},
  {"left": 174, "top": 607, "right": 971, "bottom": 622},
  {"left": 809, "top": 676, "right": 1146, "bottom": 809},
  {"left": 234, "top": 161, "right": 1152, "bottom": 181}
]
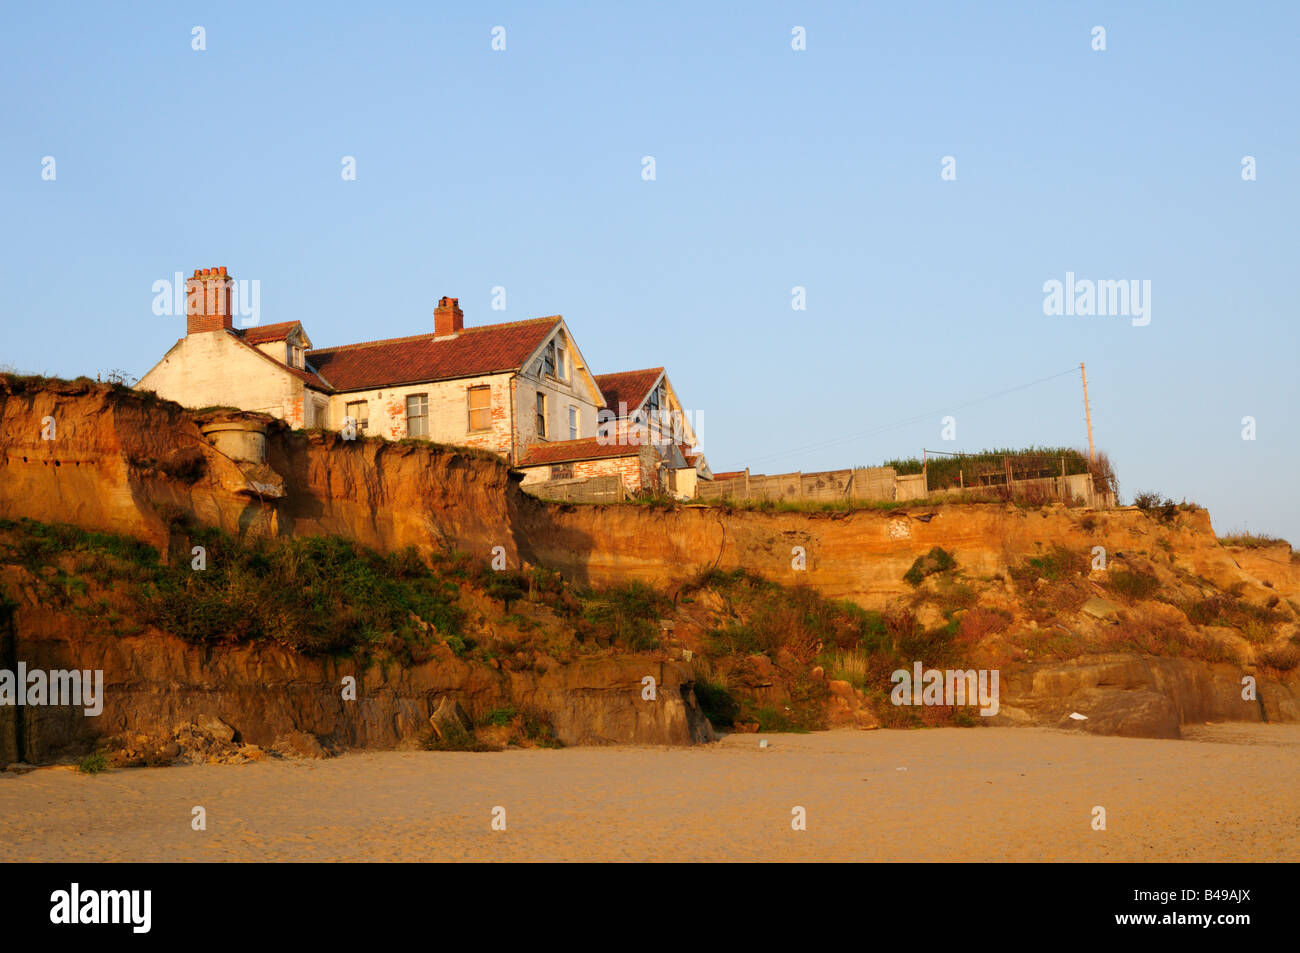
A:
[{"left": 744, "top": 365, "right": 1081, "bottom": 467}]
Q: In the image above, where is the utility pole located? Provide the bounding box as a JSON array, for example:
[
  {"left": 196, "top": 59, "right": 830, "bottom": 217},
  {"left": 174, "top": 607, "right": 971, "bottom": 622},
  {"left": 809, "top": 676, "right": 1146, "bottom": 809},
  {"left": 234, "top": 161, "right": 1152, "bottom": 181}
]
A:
[{"left": 1080, "top": 362, "right": 1095, "bottom": 464}]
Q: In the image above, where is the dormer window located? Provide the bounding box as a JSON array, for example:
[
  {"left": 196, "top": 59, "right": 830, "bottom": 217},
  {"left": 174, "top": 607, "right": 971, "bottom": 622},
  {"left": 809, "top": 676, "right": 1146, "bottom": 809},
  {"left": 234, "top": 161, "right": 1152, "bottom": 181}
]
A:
[
  {"left": 290, "top": 345, "right": 304, "bottom": 369},
  {"left": 539, "top": 337, "right": 569, "bottom": 382}
]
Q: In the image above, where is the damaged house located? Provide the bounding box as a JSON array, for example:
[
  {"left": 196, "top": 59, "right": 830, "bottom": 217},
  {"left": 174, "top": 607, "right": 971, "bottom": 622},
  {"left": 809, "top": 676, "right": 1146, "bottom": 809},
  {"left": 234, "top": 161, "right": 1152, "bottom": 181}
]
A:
[{"left": 137, "top": 267, "right": 706, "bottom": 496}]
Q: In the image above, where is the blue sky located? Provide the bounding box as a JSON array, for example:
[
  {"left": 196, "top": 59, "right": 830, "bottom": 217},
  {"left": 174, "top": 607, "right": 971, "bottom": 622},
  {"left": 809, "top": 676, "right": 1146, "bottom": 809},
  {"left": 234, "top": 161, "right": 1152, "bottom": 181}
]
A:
[{"left": 3, "top": 2, "right": 1297, "bottom": 540}]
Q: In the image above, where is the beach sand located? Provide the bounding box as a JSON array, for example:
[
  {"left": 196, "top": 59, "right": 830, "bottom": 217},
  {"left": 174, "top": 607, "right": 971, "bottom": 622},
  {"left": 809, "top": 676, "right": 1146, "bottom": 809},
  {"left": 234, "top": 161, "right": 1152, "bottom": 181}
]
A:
[{"left": 2, "top": 725, "right": 1296, "bottom": 862}]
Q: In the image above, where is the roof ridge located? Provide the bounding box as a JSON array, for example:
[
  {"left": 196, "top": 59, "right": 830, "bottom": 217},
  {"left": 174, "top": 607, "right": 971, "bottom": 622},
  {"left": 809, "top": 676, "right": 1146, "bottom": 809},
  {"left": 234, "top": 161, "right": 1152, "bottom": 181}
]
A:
[
  {"left": 596, "top": 366, "right": 665, "bottom": 378},
  {"left": 309, "top": 315, "right": 561, "bottom": 355}
]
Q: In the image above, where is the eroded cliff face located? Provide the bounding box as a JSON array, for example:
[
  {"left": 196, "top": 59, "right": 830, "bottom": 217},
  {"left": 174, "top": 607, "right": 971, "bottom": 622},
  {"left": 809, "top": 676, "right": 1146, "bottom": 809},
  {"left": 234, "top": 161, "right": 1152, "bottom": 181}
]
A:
[
  {"left": 2, "top": 601, "right": 711, "bottom": 764},
  {"left": 3, "top": 380, "right": 1283, "bottom": 614},
  {"left": 0, "top": 379, "right": 520, "bottom": 565},
  {"left": 520, "top": 500, "right": 1286, "bottom": 612},
  {"left": 1, "top": 379, "right": 1297, "bottom": 757}
]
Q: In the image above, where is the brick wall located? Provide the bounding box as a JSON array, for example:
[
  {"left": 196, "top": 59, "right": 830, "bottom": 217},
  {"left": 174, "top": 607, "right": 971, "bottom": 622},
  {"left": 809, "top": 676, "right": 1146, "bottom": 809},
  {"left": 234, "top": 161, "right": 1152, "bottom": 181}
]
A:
[{"left": 326, "top": 373, "right": 516, "bottom": 450}]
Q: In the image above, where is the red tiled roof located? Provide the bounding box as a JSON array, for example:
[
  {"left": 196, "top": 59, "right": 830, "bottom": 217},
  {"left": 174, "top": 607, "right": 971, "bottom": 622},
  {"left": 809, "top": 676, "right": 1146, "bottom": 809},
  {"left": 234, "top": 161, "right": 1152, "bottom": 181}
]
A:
[
  {"left": 308, "top": 316, "right": 561, "bottom": 392},
  {"left": 594, "top": 367, "right": 663, "bottom": 417},
  {"left": 241, "top": 321, "right": 301, "bottom": 345},
  {"left": 711, "top": 470, "right": 745, "bottom": 481},
  {"left": 516, "top": 436, "right": 647, "bottom": 468}
]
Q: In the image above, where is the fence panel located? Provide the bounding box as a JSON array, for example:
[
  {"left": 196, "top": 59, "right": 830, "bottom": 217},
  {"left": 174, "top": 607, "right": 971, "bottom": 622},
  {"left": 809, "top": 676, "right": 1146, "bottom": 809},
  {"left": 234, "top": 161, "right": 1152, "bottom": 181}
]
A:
[{"left": 522, "top": 475, "right": 625, "bottom": 503}]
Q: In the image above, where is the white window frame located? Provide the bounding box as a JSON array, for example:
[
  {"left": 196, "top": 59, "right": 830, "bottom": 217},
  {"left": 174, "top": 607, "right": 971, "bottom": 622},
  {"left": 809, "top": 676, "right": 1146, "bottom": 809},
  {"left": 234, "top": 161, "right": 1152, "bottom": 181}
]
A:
[{"left": 406, "top": 393, "right": 429, "bottom": 438}]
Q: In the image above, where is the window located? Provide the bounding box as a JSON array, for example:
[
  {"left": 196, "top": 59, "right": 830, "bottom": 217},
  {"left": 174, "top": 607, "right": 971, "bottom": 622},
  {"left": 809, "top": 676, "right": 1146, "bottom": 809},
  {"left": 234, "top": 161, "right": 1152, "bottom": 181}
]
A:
[
  {"left": 467, "top": 386, "right": 491, "bottom": 432},
  {"left": 555, "top": 345, "right": 568, "bottom": 381},
  {"left": 551, "top": 464, "right": 574, "bottom": 480},
  {"left": 406, "top": 393, "right": 428, "bottom": 438},
  {"left": 568, "top": 405, "right": 579, "bottom": 441},
  {"left": 345, "top": 400, "right": 369, "bottom": 433},
  {"left": 535, "top": 392, "right": 547, "bottom": 438},
  {"left": 542, "top": 342, "right": 556, "bottom": 378}
]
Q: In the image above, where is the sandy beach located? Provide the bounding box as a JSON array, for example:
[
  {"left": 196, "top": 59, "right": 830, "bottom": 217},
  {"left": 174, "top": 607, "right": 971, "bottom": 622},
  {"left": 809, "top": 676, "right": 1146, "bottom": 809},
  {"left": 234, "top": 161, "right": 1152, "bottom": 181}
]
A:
[{"left": 2, "top": 726, "right": 1296, "bottom": 862}]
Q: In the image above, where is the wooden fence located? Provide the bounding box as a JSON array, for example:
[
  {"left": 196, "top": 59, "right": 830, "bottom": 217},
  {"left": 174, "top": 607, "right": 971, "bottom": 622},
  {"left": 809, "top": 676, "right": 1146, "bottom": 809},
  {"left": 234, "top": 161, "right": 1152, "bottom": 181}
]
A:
[
  {"left": 521, "top": 474, "right": 626, "bottom": 503},
  {"left": 694, "top": 466, "right": 1107, "bottom": 507},
  {"left": 696, "top": 467, "right": 897, "bottom": 503}
]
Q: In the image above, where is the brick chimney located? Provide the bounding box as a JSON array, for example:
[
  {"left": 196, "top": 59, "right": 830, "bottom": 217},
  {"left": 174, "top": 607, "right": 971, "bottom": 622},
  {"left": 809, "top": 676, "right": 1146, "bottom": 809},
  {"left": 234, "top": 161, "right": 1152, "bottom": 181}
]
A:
[
  {"left": 434, "top": 296, "right": 463, "bottom": 336},
  {"left": 186, "top": 266, "right": 234, "bottom": 335}
]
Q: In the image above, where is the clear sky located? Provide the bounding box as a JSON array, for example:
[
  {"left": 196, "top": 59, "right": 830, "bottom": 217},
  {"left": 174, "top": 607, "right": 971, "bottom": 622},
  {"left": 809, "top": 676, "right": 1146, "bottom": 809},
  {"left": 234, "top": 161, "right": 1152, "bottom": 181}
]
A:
[{"left": 3, "top": 2, "right": 1297, "bottom": 540}]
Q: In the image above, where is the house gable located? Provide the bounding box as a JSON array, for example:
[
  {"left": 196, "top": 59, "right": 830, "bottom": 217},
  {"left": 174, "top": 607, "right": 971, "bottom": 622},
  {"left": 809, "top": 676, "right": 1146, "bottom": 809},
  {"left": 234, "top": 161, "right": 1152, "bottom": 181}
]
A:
[
  {"left": 137, "top": 329, "right": 323, "bottom": 427},
  {"left": 594, "top": 367, "right": 696, "bottom": 449}
]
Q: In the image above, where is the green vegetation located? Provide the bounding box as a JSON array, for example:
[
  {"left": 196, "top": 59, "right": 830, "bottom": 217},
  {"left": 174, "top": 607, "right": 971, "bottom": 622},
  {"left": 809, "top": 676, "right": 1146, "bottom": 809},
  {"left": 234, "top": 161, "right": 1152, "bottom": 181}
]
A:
[
  {"left": 683, "top": 568, "right": 980, "bottom": 732},
  {"left": 1106, "top": 570, "right": 1161, "bottom": 603},
  {"left": 0, "top": 517, "right": 466, "bottom": 661},
  {"left": 1185, "top": 595, "right": 1286, "bottom": 632},
  {"left": 1131, "top": 491, "right": 1190, "bottom": 523},
  {"left": 881, "top": 446, "right": 1118, "bottom": 498},
  {"left": 1007, "top": 546, "right": 1086, "bottom": 587},
  {"left": 420, "top": 720, "right": 499, "bottom": 752},
  {"left": 455, "top": 706, "right": 564, "bottom": 749},
  {"left": 1260, "top": 644, "right": 1300, "bottom": 672},
  {"left": 1218, "top": 532, "right": 1290, "bottom": 549},
  {"left": 577, "top": 581, "right": 667, "bottom": 651},
  {"left": 77, "top": 753, "right": 109, "bottom": 774},
  {"left": 903, "top": 547, "right": 957, "bottom": 587}
]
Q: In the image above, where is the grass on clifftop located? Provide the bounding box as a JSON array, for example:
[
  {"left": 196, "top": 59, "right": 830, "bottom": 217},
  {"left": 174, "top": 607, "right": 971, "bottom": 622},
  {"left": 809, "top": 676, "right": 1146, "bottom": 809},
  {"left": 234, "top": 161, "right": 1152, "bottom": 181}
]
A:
[{"left": 1218, "top": 532, "right": 1291, "bottom": 550}]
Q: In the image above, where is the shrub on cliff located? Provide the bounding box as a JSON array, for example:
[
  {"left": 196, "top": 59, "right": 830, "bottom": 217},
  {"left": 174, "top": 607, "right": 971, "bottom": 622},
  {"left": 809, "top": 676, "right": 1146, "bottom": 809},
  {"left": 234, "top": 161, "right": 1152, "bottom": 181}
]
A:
[
  {"left": 578, "top": 582, "right": 667, "bottom": 651},
  {"left": 1132, "top": 491, "right": 1184, "bottom": 523},
  {"left": 1007, "top": 547, "right": 1086, "bottom": 587},
  {"left": 0, "top": 519, "right": 470, "bottom": 659},
  {"left": 903, "top": 547, "right": 956, "bottom": 587},
  {"left": 1106, "top": 570, "right": 1161, "bottom": 603},
  {"left": 145, "top": 533, "right": 466, "bottom": 656},
  {"left": 1260, "top": 644, "right": 1300, "bottom": 673}
]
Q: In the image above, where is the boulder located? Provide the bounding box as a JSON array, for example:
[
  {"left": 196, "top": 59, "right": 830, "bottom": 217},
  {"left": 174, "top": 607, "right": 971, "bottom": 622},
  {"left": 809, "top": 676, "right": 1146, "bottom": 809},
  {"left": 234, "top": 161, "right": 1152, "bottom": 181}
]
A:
[
  {"left": 428, "top": 696, "right": 472, "bottom": 738},
  {"left": 1080, "top": 597, "right": 1121, "bottom": 622},
  {"left": 1055, "top": 689, "right": 1181, "bottom": 739},
  {"left": 194, "top": 714, "right": 237, "bottom": 744},
  {"left": 272, "top": 731, "right": 327, "bottom": 759}
]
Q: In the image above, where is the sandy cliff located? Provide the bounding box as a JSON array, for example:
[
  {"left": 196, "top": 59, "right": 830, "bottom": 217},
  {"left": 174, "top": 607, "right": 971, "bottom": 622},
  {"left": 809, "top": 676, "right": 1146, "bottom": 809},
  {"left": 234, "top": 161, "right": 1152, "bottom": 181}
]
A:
[{"left": 1, "top": 378, "right": 1297, "bottom": 760}]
